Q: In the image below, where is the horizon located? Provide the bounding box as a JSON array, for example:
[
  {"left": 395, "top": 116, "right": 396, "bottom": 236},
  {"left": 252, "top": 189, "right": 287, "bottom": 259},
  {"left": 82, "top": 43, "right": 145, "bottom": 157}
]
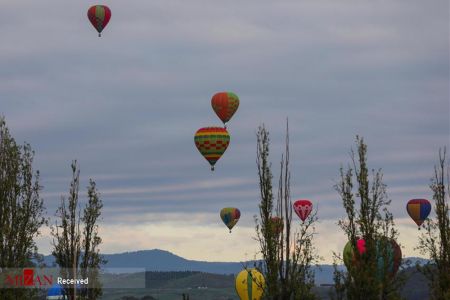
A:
[{"left": 40, "top": 247, "right": 430, "bottom": 265}]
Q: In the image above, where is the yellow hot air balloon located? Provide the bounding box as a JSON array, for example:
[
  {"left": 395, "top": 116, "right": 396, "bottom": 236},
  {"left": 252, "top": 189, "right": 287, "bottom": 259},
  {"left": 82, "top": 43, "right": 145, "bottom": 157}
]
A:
[
  {"left": 194, "top": 127, "right": 230, "bottom": 171},
  {"left": 235, "top": 268, "right": 265, "bottom": 300}
]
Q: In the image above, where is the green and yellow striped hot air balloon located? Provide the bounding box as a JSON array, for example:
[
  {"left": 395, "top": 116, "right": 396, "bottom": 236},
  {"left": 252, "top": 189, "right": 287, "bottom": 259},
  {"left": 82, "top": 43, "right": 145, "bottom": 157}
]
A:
[
  {"left": 194, "top": 127, "right": 230, "bottom": 171},
  {"left": 235, "top": 268, "right": 265, "bottom": 300}
]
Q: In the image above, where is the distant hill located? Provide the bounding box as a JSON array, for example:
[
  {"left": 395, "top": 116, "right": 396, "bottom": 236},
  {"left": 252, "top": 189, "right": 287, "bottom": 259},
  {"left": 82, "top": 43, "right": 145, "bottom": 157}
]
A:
[
  {"left": 41, "top": 249, "right": 429, "bottom": 285},
  {"left": 400, "top": 267, "right": 430, "bottom": 300},
  {"left": 43, "top": 249, "right": 248, "bottom": 276}
]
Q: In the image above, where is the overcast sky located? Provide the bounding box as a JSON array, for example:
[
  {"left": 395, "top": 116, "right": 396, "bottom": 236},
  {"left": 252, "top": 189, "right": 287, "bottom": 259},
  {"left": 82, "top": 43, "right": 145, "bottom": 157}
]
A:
[{"left": 1, "top": 0, "right": 449, "bottom": 263}]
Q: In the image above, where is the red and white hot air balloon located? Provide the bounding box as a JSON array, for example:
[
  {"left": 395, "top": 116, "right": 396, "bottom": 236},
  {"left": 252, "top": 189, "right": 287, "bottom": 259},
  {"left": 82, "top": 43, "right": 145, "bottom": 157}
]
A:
[{"left": 293, "top": 199, "right": 313, "bottom": 222}]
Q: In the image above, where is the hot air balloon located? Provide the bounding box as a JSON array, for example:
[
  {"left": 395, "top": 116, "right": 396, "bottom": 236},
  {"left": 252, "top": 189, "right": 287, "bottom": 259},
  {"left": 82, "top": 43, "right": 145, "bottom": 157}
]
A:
[
  {"left": 235, "top": 268, "right": 265, "bottom": 300},
  {"left": 269, "top": 216, "right": 283, "bottom": 235},
  {"left": 47, "top": 284, "right": 65, "bottom": 300},
  {"left": 385, "top": 239, "right": 402, "bottom": 277},
  {"left": 343, "top": 238, "right": 366, "bottom": 269},
  {"left": 220, "top": 207, "right": 241, "bottom": 233},
  {"left": 87, "top": 5, "right": 111, "bottom": 37},
  {"left": 194, "top": 127, "right": 230, "bottom": 171},
  {"left": 406, "top": 199, "right": 431, "bottom": 229},
  {"left": 211, "top": 92, "right": 239, "bottom": 128},
  {"left": 343, "top": 238, "right": 401, "bottom": 279},
  {"left": 293, "top": 199, "right": 313, "bottom": 222}
]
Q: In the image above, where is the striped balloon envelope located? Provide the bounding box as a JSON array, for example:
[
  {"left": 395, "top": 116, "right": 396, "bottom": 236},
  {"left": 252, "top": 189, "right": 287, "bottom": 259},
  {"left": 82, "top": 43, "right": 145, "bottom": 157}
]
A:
[
  {"left": 87, "top": 5, "right": 111, "bottom": 37},
  {"left": 235, "top": 268, "right": 265, "bottom": 300},
  {"left": 211, "top": 92, "right": 240, "bottom": 127},
  {"left": 406, "top": 199, "right": 431, "bottom": 229},
  {"left": 343, "top": 238, "right": 402, "bottom": 279},
  {"left": 343, "top": 238, "right": 366, "bottom": 270},
  {"left": 194, "top": 127, "right": 230, "bottom": 171}
]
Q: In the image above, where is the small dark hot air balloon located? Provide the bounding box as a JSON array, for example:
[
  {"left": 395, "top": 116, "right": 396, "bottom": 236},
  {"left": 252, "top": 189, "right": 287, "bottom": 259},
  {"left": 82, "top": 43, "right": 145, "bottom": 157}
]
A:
[
  {"left": 87, "top": 5, "right": 111, "bottom": 37},
  {"left": 220, "top": 207, "right": 241, "bottom": 233},
  {"left": 269, "top": 216, "right": 283, "bottom": 235},
  {"left": 47, "top": 284, "right": 65, "bottom": 300},
  {"left": 293, "top": 199, "right": 313, "bottom": 222},
  {"left": 406, "top": 199, "right": 431, "bottom": 230},
  {"left": 211, "top": 92, "right": 239, "bottom": 128},
  {"left": 194, "top": 127, "right": 230, "bottom": 171}
]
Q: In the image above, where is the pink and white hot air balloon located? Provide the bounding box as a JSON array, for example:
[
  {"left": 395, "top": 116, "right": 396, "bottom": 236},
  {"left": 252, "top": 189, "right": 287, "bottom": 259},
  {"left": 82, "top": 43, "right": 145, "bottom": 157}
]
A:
[{"left": 293, "top": 199, "right": 313, "bottom": 222}]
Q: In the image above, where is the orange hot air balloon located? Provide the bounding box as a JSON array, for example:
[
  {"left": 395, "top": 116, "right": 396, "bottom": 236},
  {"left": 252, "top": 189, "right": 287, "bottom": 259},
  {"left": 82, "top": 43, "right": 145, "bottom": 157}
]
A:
[{"left": 211, "top": 92, "right": 239, "bottom": 127}]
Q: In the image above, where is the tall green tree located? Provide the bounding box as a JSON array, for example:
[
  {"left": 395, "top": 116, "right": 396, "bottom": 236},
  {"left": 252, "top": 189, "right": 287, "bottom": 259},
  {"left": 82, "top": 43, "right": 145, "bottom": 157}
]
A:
[
  {"left": 255, "top": 122, "right": 318, "bottom": 300},
  {"left": 332, "top": 136, "right": 402, "bottom": 300},
  {"left": 0, "top": 117, "right": 46, "bottom": 299},
  {"left": 51, "top": 161, "right": 105, "bottom": 300},
  {"left": 417, "top": 148, "right": 450, "bottom": 300}
]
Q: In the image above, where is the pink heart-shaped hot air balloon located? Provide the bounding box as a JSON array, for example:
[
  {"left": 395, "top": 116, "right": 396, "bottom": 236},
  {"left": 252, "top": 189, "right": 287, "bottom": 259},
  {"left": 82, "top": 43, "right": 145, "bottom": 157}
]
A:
[{"left": 293, "top": 199, "right": 313, "bottom": 222}]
